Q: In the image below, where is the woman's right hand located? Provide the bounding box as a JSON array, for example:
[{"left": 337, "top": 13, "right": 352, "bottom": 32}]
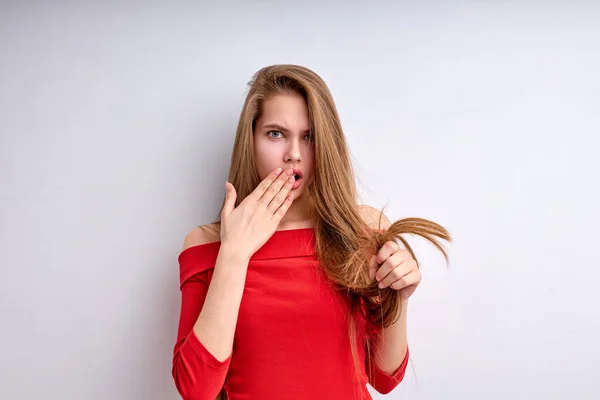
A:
[{"left": 219, "top": 168, "right": 297, "bottom": 261}]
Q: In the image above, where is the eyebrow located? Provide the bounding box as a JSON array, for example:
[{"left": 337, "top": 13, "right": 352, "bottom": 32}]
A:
[{"left": 262, "top": 123, "right": 311, "bottom": 134}]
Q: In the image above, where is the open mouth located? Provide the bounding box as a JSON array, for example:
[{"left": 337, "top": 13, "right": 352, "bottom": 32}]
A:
[{"left": 291, "top": 173, "right": 303, "bottom": 189}]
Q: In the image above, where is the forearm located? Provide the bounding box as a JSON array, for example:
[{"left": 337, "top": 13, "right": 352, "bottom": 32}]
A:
[
  {"left": 193, "top": 245, "right": 249, "bottom": 362},
  {"left": 372, "top": 299, "right": 409, "bottom": 374}
]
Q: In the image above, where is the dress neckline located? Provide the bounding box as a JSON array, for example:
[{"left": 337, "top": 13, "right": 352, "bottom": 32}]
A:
[{"left": 178, "top": 227, "right": 316, "bottom": 264}]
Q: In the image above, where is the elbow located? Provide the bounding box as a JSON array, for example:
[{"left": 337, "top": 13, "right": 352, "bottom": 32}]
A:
[
  {"left": 172, "top": 358, "right": 219, "bottom": 400},
  {"left": 370, "top": 366, "right": 407, "bottom": 395},
  {"left": 172, "top": 367, "right": 198, "bottom": 400},
  {"left": 171, "top": 333, "right": 230, "bottom": 400},
  {"left": 172, "top": 373, "right": 210, "bottom": 400},
  {"left": 368, "top": 360, "right": 408, "bottom": 394},
  {"left": 372, "top": 382, "right": 402, "bottom": 395},
  {"left": 369, "top": 345, "right": 409, "bottom": 394}
]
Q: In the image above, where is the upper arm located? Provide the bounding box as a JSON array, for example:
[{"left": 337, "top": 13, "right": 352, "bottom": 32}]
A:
[
  {"left": 175, "top": 224, "right": 221, "bottom": 358},
  {"left": 182, "top": 223, "right": 221, "bottom": 250},
  {"left": 358, "top": 205, "right": 391, "bottom": 231}
]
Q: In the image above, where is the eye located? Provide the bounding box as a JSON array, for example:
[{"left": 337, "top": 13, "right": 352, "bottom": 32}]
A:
[
  {"left": 304, "top": 133, "right": 314, "bottom": 141},
  {"left": 267, "top": 130, "right": 283, "bottom": 139}
]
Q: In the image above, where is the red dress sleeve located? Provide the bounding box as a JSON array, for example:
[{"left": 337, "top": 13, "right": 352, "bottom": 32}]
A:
[
  {"left": 366, "top": 344, "right": 409, "bottom": 394},
  {"left": 172, "top": 244, "right": 232, "bottom": 400}
]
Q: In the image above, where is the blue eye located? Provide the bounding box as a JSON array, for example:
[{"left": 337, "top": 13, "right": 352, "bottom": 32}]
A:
[{"left": 268, "top": 130, "right": 283, "bottom": 138}]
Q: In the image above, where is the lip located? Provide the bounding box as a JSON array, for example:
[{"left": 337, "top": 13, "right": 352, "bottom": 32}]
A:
[
  {"left": 292, "top": 168, "right": 303, "bottom": 179},
  {"left": 291, "top": 176, "right": 302, "bottom": 190}
]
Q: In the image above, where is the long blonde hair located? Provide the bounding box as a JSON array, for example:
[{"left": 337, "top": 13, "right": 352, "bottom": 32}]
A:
[{"left": 207, "top": 64, "right": 451, "bottom": 399}]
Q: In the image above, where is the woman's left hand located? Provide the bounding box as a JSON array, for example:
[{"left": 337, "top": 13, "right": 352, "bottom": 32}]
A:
[{"left": 369, "top": 240, "right": 421, "bottom": 301}]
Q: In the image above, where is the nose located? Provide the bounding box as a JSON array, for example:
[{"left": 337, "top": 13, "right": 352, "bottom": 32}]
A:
[{"left": 284, "top": 140, "right": 302, "bottom": 162}]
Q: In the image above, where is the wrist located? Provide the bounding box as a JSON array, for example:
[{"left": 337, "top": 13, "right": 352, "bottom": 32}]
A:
[
  {"left": 396, "top": 299, "right": 409, "bottom": 318},
  {"left": 219, "top": 241, "right": 251, "bottom": 264}
]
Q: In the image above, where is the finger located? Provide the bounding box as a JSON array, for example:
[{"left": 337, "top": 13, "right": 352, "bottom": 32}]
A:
[
  {"left": 389, "top": 269, "right": 422, "bottom": 291},
  {"left": 375, "top": 241, "right": 400, "bottom": 265},
  {"left": 259, "top": 168, "right": 295, "bottom": 205},
  {"left": 379, "top": 259, "right": 413, "bottom": 289},
  {"left": 267, "top": 172, "right": 296, "bottom": 212},
  {"left": 374, "top": 248, "right": 404, "bottom": 282},
  {"left": 251, "top": 168, "right": 284, "bottom": 200},
  {"left": 222, "top": 181, "right": 237, "bottom": 217},
  {"left": 272, "top": 192, "right": 295, "bottom": 221}
]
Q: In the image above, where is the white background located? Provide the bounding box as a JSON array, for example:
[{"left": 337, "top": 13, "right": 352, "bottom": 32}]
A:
[{"left": 1, "top": 1, "right": 599, "bottom": 399}]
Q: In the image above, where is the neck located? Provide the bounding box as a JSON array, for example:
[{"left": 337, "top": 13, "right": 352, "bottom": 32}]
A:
[{"left": 277, "top": 194, "right": 313, "bottom": 230}]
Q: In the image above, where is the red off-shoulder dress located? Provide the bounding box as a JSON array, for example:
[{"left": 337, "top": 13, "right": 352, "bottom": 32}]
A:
[{"left": 172, "top": 228, "right": 408, "bottom": 399}]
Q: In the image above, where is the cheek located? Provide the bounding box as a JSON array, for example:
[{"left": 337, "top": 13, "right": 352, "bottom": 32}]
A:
[{"left": 254, "top": 141, "right": 279, "bottom": 177}]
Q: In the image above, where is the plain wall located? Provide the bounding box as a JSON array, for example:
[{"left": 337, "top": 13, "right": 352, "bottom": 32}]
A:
[{"left": 1, "top": 1, "right": 599, "bottom": 399}]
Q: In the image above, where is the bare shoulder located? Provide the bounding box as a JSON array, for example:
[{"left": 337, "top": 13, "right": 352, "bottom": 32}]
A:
[
  {"left": 357, "top": 204, "right": 391, "bottom": 230},
  {"left": 182, "top": 223, "right": 221, "bottom": 250}
]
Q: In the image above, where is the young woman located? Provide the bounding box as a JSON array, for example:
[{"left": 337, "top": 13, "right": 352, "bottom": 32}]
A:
[{"left": 172, "top": 65, "right": 451, "bottom": 400}]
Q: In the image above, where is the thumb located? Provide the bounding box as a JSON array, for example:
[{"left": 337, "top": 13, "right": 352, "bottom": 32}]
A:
[{"left": 222, "top": 181, "right": 237, "bottom": 217}]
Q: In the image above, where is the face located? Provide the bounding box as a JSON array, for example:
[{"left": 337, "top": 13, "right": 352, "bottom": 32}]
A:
[{"left": 253, "top": 92, "right": 315, "bottom": 200}]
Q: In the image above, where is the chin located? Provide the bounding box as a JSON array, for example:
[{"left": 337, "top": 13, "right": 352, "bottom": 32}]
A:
[{"left": 293, "top": 182, "right": 311, "bottom": 199}]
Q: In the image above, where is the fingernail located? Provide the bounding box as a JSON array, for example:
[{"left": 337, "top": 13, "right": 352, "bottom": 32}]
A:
[
  {"left": 378, "top": 282, "right": 385, "bottom": 289},
  {"left": 275, "top": 168, "right": 282, "bottom": 174}
]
